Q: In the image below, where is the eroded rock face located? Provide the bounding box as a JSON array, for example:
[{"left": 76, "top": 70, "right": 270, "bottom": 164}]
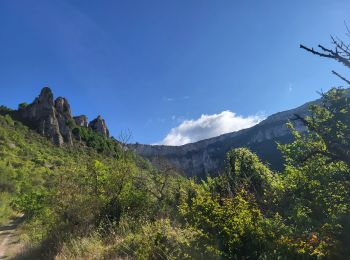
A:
[
  {"left": 20, "top": 87, "right": 64, "bottom": 145},
  {"left": 20, "top": 87, "right": 54, "bottom": 120},
  {"left": 55, "top": 97, "right": 72, "bottom": 117},
  {"left": 74, "top": 115, "right": 88, "bottom": 127},
  {"left": 54, "top": 97, "right": 73, "bottom": 145},
  {"left": 18, "top": 87, "right": 111, "bottom": 146},
  {"left": 130, "top": 100, "right": 313, "bottom": 177},
  {"left": 89, "top": 115, "right": 109, "bottom": 137},
  {"left": 20, "top": 88, "right": 74, "bottom": 146}
]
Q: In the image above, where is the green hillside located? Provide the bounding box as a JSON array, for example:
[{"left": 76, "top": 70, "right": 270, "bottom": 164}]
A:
[
  {"left": 0, "top": 110, "right": 189, "bottom": 258},
  {"left": 0, "top": 87, "right": 349, "bottom": 259}
]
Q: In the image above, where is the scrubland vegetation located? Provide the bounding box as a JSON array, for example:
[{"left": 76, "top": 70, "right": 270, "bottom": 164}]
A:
[
  {"left": 0, "top": 87, "right": 349, "bottom": 259},
  {"left": 1, "top": 31, "right": 350, "bottom": 259}
]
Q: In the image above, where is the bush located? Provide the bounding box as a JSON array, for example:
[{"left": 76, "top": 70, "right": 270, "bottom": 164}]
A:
[
  {"left": 72, "top": 126, "right": 122, "bottom": 158},
  {"left": 18, "top": 102, "right": 29, "bottom": 110},
  {"left": 179, "top": 181, "right": 286, "bottom": 259},
  {"left": 109, "top": 218, "right": 211, "bottom": 259},
  {"left": 0, "top": 105, "right": 13, "bottom": 114},
  {"left": 0, "top": 192, "right": 15, "bottom": 225}
]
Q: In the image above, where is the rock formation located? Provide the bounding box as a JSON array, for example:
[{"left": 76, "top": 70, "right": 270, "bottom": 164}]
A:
[
  {"left": 74, "top": 115, "right": 88, "bottom": 127},
  {"left": 19, "top": 87, "right": 66, "bottom": 146},
  {"left": 19, "top": 87, "right": 110, "bottom": 146},
  {"left": 88, "top": 115, "right": 109, "bottom": 138},
  {"left": 19, "top": 86, "right": 348, "bottom": 178},
  {"left": 54, "top": 97, "right": 73, "bottom": 145}
]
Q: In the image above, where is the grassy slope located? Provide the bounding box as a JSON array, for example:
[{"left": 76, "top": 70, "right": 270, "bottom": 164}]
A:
[{"left": 0, "top": 113, "right": 191, "bottom": 259}]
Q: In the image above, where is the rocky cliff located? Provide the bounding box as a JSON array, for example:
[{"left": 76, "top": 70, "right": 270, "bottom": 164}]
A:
[
  {"left": 13, "top": 87, "right": 348, "bottom": 178},
  {"left": 130, "top": 100, "right": 314, "bottom": 177},
  {"left": 18, "top": 87, "right": 110, "bottom": 146},
  {"left": 88, "top": 115, "right": 110, "bottom": 138},
  {"left": 74, "top": 115, "right": 88, "bottom": 127}
]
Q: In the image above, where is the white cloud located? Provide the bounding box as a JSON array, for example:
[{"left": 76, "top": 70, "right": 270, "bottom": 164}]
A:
[
  {"left": 162, "top": 97, "right": 174, "bottom": 102},
  {"left": 159, "top": 110, "right": 265, "bottom": 146}
]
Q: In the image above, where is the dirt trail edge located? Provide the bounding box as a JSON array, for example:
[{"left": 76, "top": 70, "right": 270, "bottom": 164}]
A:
[{"left": 0, "top": 214, "right": 25, "bottom": 259}]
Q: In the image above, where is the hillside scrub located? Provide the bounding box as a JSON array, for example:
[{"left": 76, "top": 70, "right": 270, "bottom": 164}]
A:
[
  {"left": 0, "top": 88, "right": 349, "bottom": 259},
  {"left": 0, "top": 192, "right": 15, "bottom": 225}
]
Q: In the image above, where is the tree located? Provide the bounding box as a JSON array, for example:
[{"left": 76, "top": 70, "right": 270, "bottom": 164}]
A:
[
  {"left": 225, "top": 148, "right": 277, "bottom": 200},
  {"left": 280, "top": 41, "right": 350, "bottom": 255},
  {"left": 18, "top": 102, "right": 29, "bottom": 110},
  {"left": 278, "top": 102, "right": 350, "bottom": 257},
  {"left": 298, "top": 26, "right": 350, "bottom": 168},
  {"left": 300, "top": 23, "right": 350, "bottom": 86},
  {"left": 293, "top": 88, "right": 350, "bottom": 168}
]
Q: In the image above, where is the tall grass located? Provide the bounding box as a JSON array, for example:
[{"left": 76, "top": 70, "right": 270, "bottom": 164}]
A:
[{"left": 0, "top": 192, "right": 15, "bottom": 225}]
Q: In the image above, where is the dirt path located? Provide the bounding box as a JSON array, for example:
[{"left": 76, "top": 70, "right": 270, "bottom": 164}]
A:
[{"left": 0, "top": 215, "right": 24, "bottom": 260}]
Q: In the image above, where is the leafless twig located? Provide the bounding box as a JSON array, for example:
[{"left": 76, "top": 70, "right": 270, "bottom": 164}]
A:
[{"left": 332, "top": 70, "right": 350, "bottom": 85}]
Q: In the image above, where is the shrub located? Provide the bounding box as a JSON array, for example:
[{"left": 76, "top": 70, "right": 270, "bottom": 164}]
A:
[
  {"left": 110, "top": 219, "right": 211, "bottom": 259},
  {"left": 18, "top": 102, "right": 29, "bottom": 110}
]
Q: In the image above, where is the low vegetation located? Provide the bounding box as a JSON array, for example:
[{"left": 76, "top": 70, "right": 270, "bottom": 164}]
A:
[
  {"left": 0, "top": 31, "right": 349, "bottom": 258},
  {"left": 0, "top": 87, "right": 349, "bottom": 259}
]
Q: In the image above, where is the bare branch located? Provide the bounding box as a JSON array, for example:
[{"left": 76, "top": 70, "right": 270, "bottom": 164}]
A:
[
  {"left": 300, "top": 44, "right": 350, "bottom": 69},
  {"left": 331, "top": 36, "right": 350, "bottom": 57},
  {"left": 300, "top": 44, "right": 333, "bottom": 58},
  {"left": 332, "top": 70, "right": 350, "bottom": 85},
  {"left": 118, "top": 129, "right": 133, "bottom": 146}
]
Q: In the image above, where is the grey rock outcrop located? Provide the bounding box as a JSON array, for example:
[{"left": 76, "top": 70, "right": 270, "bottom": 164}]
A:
[
  {"left": 89, "top": 115, "right": 109, "bottom": 137},
  {"left": 55, "top": 97, "right": 72, "bottom": 117},
  {"left": 74, "top": 115, "right": 88, "bottom": 127},
  {"left": 54, "top": 97, "right": 73, "bottom": 145},
  {"left": 20, "top": 87, "right": 64, "bottom": 145},
  {"left": 16, "top": 87, "right": 112, "bottom": 146},
  {"left": 20, "top": 87, "right": 73, "bottom": 146}
]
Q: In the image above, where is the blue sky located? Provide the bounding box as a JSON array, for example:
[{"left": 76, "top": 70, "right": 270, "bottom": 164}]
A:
[{"left": 0, "top": 0, "right": 349, "bottom": 144}]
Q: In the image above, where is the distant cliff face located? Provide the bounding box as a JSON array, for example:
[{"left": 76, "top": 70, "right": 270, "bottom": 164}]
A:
[
  {"left": 18, "top": 87, "right": 110, "bottom": 146},
  {"left": 12, "top": 87, "right": 346, "bottom": 178},
  {"left": 130, "top": 101, "right": 313, "bottom": 177}
]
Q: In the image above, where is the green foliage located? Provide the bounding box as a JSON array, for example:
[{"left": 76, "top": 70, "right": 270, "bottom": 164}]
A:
[
  {"left": 306, "top": 88, "right": 350, "bottom": 167},
  {"left": 225, "top": 148, "right": 282, "bottom": 203},
  {"left": 179, "top": 179, "right": 289, "bottom": 259},
  {"left": 0, "top": 105, "right": 13, "bottom": 114},
  {"left": 115, "top": 218, "right": 208, "bottom": 259},
  {"left": 1, "top": 87, "right": 350, "bottom": 259},
  {"left": 0, "top": 192, "right": 15, "bottom": 225},
  {"left": 0, "top": 113, "right": 190, "bottom": 257},
  {"left": 18, "top": 102, "right": 29, "bottom": 110},
  {"left": 65, "top": 118, "right": 76, "bottom": 129},
  {"left": 56, "top": 231, "right": 105, "bottom": 259},
  {"left": 176, "top": 88, "right": 350, "bottom": 259},
  {"left": 277, "top": 88, "right": 350, "bottom": 258},
  {"left": 72, "top": 126, "right": 122, "bottom": 158}
]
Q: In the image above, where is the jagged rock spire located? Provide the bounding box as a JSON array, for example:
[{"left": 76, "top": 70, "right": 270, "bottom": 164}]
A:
[
  {"left": 55, "top": 97, "right": 72, "bottom": 117},
  {"left": 54, "top": 97, "right": 73, "bottom": 145},
  {"left": 19, "top": 87, "right": 111, "bottom": 146},
  {"left": 19, "top": 87, "right": 73, "bottom": 146},
  {"left": 89, "top": 115, "right": 110, "bottom": 138},
  {"left": 38, "top": 87, "right": 54, "bottom": 106}
]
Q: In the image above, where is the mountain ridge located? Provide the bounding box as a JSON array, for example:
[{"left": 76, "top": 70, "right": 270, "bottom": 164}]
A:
[
  {"left": 3, "top": 87, "right": 348, "bottom": 178},
  {"left": 129, "top": 98, "right": 318, "bottom": 177},
  {"left": 131, "top": 89, "right": 349, "bottom": 177}
]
